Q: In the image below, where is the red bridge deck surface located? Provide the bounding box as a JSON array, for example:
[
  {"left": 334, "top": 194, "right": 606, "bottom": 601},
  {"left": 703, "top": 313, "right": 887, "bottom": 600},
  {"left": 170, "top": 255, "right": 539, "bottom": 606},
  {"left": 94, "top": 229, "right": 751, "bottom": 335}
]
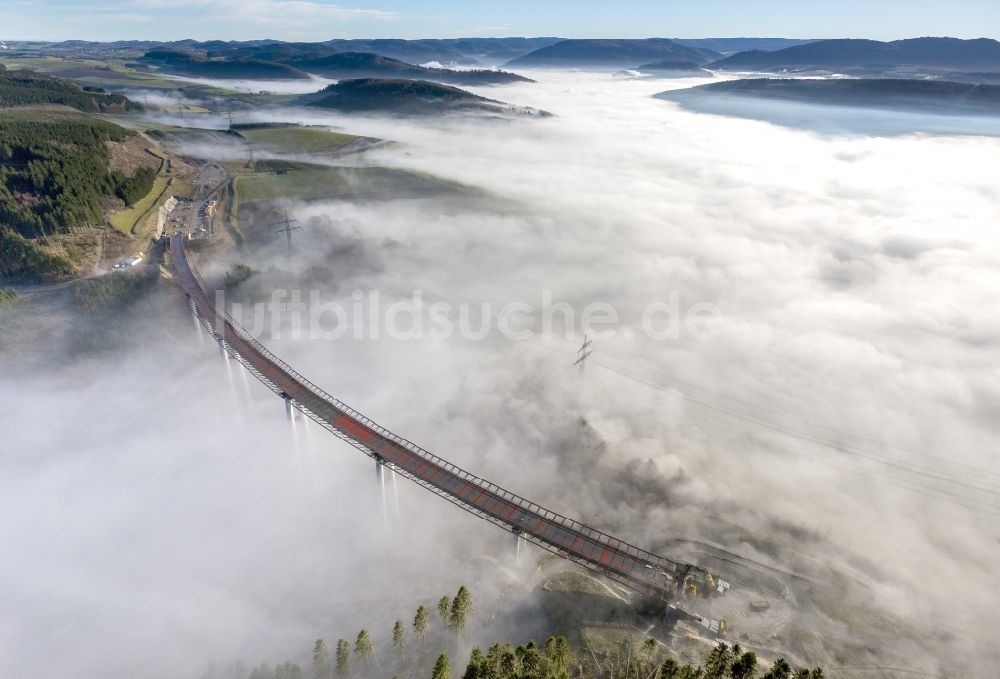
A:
[{"left": 170, "top": 234, "right": 708, "bottom": 603}]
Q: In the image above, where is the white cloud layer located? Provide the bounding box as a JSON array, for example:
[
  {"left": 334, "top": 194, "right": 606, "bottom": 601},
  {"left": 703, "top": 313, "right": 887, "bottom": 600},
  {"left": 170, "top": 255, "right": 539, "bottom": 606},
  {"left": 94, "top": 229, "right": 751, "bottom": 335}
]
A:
[{"left": 3, "top": 70, "right": 1000, "bottom": 677}]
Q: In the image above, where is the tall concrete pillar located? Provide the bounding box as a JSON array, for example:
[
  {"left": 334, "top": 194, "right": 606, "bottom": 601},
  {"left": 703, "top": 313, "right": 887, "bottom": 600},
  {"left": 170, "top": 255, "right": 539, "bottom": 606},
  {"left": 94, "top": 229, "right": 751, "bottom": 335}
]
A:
[{"left": 376, "top": 459, "right": 388, "bottom": 528}]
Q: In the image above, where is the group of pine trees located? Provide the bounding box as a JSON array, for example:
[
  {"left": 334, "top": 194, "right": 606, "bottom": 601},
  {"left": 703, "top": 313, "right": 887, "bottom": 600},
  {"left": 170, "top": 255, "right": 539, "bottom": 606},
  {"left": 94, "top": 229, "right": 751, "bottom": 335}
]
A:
[
  {"left": 232, "top": 585, "right": 824, "bottom": 679},
  {"left": 436, "top": 637, "right": 821, "bottom": 679},
  {"left": 0, "top": 70, "right": 136, "bottom": 112},
  {"left": 113, "top": 165, "right": 157, "bottom": 206},
  {"left": 0, "top": 115, "right": 155, "bottom": 239},
  {"left": 459, "top": 635, "right": 572, "bottom": 679},
  {"left": 242, "top": 586, "right": 477, "bottom": 679},
  {"left": 0, "top": 113, "right": 156, "bottom": 279},
  {"left": 570, "top": 638, "right": 824, "bottom": 679}
]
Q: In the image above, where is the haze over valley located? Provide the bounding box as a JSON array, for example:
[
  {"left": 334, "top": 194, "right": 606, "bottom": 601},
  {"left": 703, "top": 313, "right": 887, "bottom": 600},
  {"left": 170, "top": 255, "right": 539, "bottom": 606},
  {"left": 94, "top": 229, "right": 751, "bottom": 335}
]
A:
[{"left": 2, "top": 8, "right": 999, "bottom": 679}]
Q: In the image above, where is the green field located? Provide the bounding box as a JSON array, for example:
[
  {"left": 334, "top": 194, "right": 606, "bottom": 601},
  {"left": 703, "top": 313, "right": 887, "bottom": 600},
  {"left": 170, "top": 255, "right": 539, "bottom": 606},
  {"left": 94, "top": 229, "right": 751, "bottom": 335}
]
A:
[
  {"left": 234, "top": 166, "right": 460, "bottom": 209},
  {"left": 0, "top": 56, "right": 186, "bottom": 89},
  {"left": 0, "top": 55, "right": 252, "bottom": 95},
  {"left": 237, "top": 127, "right": 357, "bottom": 154},
  {"left": 0, "top": 56, "right": 78, "bottom": 73},
  {"left": 109, "top": 175, "right": 171, "bottom": 235}
]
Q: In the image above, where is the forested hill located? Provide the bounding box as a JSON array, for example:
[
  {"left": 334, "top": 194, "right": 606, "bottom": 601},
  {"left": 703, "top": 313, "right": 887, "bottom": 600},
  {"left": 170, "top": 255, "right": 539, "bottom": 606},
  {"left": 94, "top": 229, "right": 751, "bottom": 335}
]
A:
[
  {"left": 142, "top": 48, "right": 311, "bottom": 80},
  {"left": 287, "top": 52, "right": 533, "bottom": 86},
  {"left": 657, "top": 78, "right": 1000, "bottom": 115},
  {"left": 0, "top": 111, "right": 154, "bottom": 280},
  {"left": 711, "top": 37, "right": 1000, "bottom": 72},
  {"left": 303, "top": 78, "right": 548, "bottom": 116},
  {"left": 0, "top": 70, "right": 137, "bottom": 112},
  {"left": 507, "top": 38, "right": 720, "bottom": 68}
]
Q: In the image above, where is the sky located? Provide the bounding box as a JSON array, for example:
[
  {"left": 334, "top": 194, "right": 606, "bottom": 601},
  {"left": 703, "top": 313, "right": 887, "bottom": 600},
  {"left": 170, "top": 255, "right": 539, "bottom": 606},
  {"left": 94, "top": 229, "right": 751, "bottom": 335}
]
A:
[{"left": 1, "top": 0, "right": 999, "bottom": 42}]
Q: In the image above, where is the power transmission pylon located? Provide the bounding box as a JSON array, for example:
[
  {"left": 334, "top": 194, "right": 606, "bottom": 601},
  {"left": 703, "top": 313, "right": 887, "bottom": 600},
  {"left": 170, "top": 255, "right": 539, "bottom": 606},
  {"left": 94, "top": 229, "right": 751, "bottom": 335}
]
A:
[
  {"left": 272, "top": 210, "right": 301, "bottom": 258},
  {"left": 573, "top": 333, "right": 593, "bottom": 369},
  {"left": 246, "top": 140, "right": 256, "bottom": 173}
]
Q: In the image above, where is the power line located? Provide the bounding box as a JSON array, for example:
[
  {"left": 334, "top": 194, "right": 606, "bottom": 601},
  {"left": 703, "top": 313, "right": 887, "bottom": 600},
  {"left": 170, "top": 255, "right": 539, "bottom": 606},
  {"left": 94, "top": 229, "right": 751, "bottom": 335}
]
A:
[
  {"left": 588, "top": 357, "right": 1000, "bottom": 496},
  {"left": 510, "top": 326, "right": 1000, "bottom": 482},
  {"left": 245, "top": 139, "right": 256, "bottom": 173},
  {"left": 369, "top": 285, "right": 999, "bottom": 509},
  {"left": 271, "top": 209, "right": 301, "bottom": 258},
  {"left": 684, "top": 408, "right": 1000, "bottom": 518},
  {"left": 573, "top": 334, "right": 593, "bottom": 369},
  {"left": 587, "top": 361, "right": 1000, "bottom": 516},
  {"left": 590, "top": 349, "right": 1000, "bottom": 479}
]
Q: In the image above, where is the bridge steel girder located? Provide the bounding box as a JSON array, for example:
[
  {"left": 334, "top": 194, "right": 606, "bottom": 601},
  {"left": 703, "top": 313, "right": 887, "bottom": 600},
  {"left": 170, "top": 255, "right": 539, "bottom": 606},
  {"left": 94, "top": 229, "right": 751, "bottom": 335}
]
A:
[{"left": 168, "top": 235, "right": 725, "bottom": 612}]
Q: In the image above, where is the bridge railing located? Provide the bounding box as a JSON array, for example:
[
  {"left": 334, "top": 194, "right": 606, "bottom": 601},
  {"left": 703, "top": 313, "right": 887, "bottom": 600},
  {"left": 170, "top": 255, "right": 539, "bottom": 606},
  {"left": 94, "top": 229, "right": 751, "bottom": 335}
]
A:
[
  {"left": 288, "top": 395, "right": 677, "bottom": 601},
  {"left": 181, "top": 245, "right": 690, "bottom": 576}
]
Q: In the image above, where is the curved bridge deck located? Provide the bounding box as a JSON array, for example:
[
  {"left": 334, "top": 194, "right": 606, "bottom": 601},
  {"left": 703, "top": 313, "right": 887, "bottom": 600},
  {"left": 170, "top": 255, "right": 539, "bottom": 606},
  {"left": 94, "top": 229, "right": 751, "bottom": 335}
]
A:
[{"left": 170, "top": 234, "right": 723, "bottom": 608}]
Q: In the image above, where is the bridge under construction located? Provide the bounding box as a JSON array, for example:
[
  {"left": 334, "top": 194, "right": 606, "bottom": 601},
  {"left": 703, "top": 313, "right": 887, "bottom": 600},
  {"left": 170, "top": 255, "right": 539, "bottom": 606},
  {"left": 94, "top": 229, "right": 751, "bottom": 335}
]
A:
[{"left": 169, "top": 234, "right": 729, "bottom": 627}]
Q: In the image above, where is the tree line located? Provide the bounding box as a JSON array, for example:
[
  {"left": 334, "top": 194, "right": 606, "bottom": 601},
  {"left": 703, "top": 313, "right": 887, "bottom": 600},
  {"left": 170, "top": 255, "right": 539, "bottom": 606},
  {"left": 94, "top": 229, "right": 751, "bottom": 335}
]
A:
[
  {"left": 0, "top": 113, "right": 156, "bottom": 279},
  {"left": 0, "top": 114, "right": 156, "bottom": 238},
  {"left": 0, "top": 70, "right": 137, "bottom": 112},
  {"left": 301, "top": 585, "right": 475, "bottom": 679},
  {"left": 213, "top": 585, "right": 825, "bottom": 679},
  {"left": 447, "top": 636, "right": 822, "bottom": 679}
]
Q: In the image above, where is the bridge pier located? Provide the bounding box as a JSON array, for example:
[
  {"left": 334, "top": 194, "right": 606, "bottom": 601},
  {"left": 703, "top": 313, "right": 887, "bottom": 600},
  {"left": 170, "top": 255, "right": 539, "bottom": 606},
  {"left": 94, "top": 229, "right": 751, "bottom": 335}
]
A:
[
  {"left": 239, "top": 363, "right": 254, "bottom": 404},
  {"left": 390, "top": 467, "right": 400, "bottom": 516},
  {"left": 220, "top": 340, "right": 243, "bottom": 408},
  {"left": 376, "top": 458, "right": 389, "bottom": 528},
  {"left": 169, "top": 234, "right": 728, "bottom": 614},
  {"left": 512, "top": 529, "right": 524, "bottom": 561},
  {"left": 189, "top": 299, "right": 204, "bottom": 346}
]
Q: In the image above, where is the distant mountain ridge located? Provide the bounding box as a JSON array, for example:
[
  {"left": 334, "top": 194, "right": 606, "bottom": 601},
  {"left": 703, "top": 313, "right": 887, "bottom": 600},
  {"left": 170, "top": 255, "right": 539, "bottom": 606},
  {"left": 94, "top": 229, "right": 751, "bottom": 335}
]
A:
[
  {"left": 141, "top": 46, "right": 531, "bottom": 85},
  {"left": 507, "top": 39, "right": 720, "bottom": 68},
  {"left": 142, "top": 48, "right": 311, "bottom": 80},
  {"left": 3, "top": 37, "right": 564, "bottom": 66},
  {"left": 284, "top": 52, "right": 532, "bottom": 86},
  {"left": 206, "top": 38, "right": 563, "bottom": 67},
  {"left": 0, "top": 37, "right": 817, "bottom": 70},
  {"left": 0, "top": 70, "right": 136, "bottom": 112},
  {"left": 670, "top": 38, "right": 814, "bottom": 54},
  {"left": 712, "top": 37, "right": 1000, "bottom": 73}
]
